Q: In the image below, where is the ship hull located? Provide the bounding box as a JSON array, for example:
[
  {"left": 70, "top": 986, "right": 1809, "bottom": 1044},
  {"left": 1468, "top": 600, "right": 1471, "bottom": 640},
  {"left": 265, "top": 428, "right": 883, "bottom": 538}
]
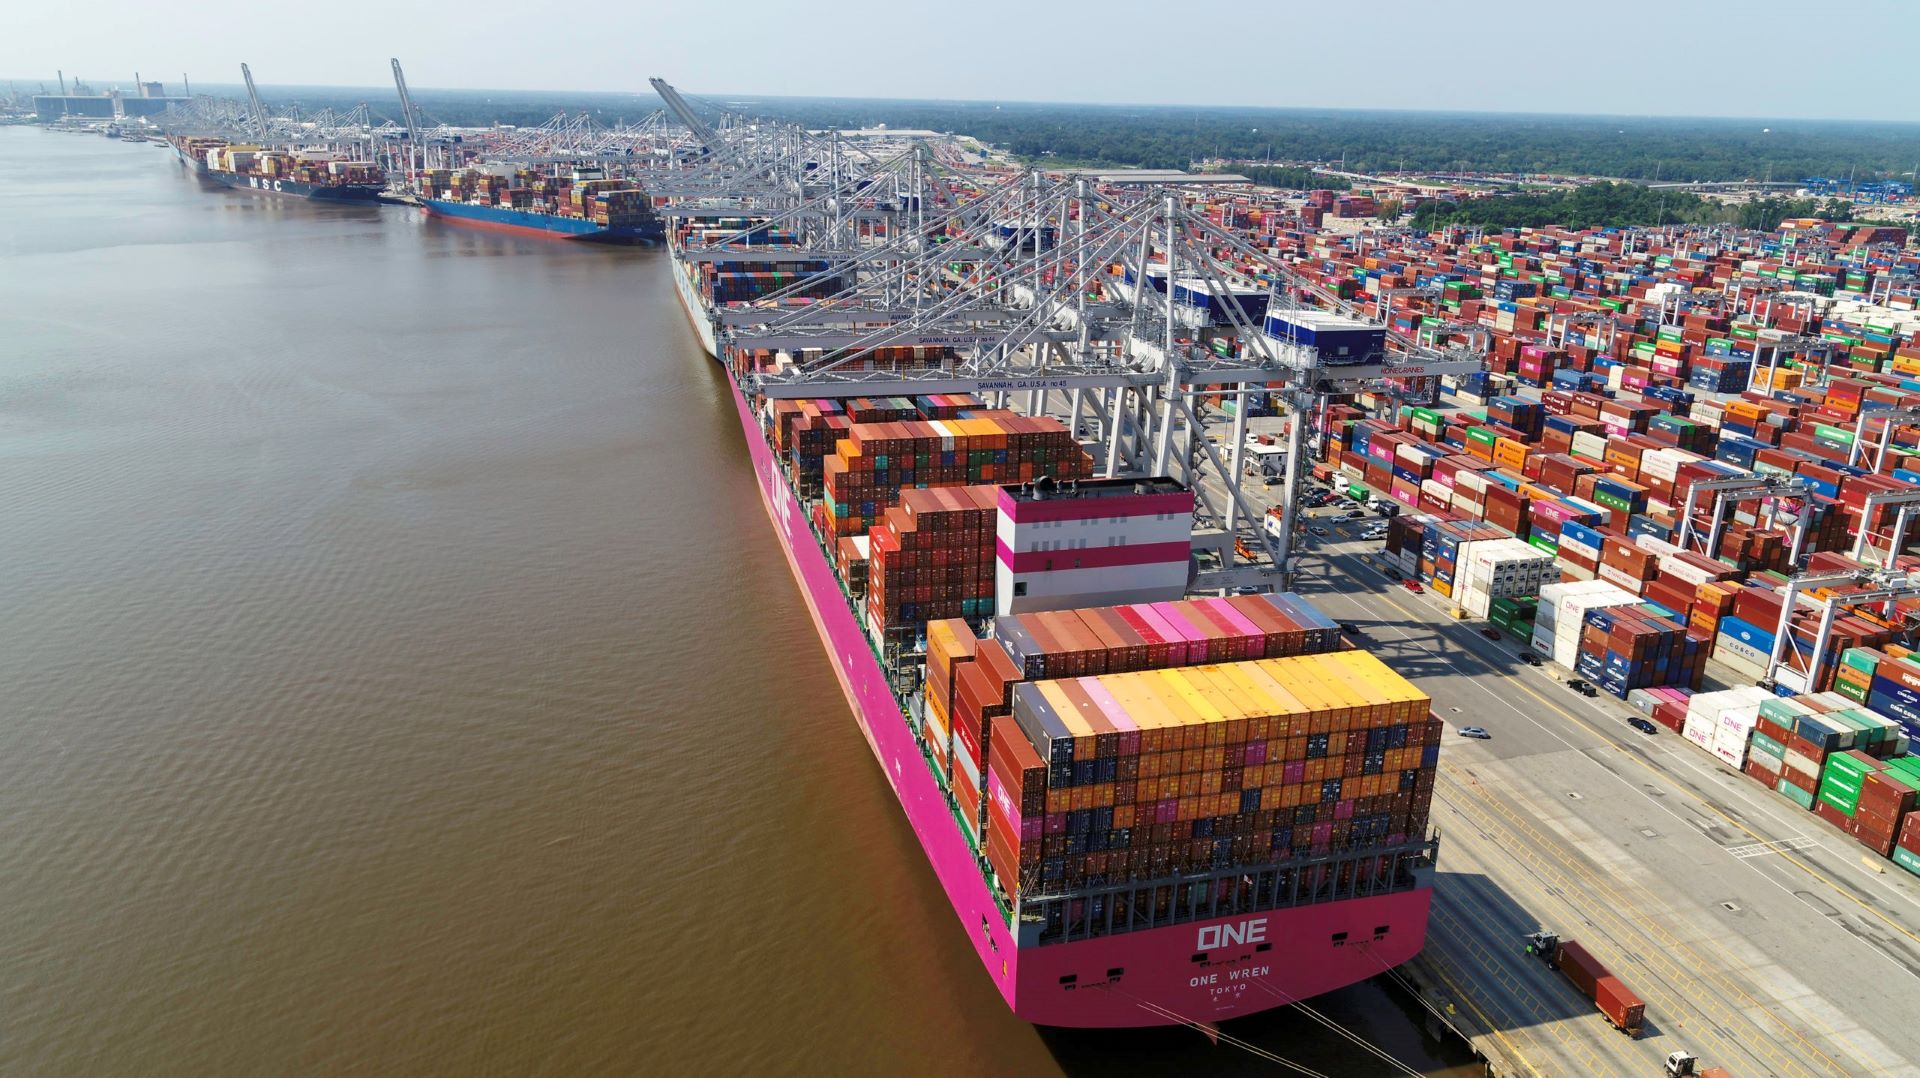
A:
[
  {"left": 171, "top": 142, "right": 207, "bottom": 174},
  {"left": 204, "top": 171, "right": 382, "bottom": 201},
  {"left": 696, "top": 248, "right": 1434, "bottom": 1026},
  {"left": 421, "top": 199, "right": 663, "bottom": 245}
]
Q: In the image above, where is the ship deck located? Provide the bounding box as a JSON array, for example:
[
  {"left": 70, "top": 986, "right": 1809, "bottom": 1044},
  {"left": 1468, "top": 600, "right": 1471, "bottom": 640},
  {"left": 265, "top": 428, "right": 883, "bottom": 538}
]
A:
[{"left": 674, "top": 246, "right": 1444, "bottom": 1029}]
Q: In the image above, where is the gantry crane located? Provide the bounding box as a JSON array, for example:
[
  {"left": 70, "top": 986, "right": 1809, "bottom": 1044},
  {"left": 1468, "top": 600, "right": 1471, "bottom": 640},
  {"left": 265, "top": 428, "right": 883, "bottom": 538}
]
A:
[{"left": 647, "top": 80, "right": 1480, "bottom": 590}]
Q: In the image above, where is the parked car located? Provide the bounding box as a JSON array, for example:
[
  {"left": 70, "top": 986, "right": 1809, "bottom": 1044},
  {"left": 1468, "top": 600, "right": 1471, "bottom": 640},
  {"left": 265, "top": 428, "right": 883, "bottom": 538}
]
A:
[
  {"left": 1344, "top": 509, "right": 1367, "bottom": 520},
  {"left": 1627, "top": 718, "right": 1658, "bottom": 735},
  {"left": 1479, "top": 628, "right": 1502, "bottom": 641},
  {"left": 1339, "top": 621, "right": 1362, "bottom": 635},
  {"left": 1385, "top": 569, "right": 1404, "bottom": 582},
  {"left": 1402, "top": 579, "right": 1424, "bottom": 594},
  {"left": 1566, "top": 678, "right": 1598, "bottom": 697},
  {"left": 1458, "top": 726, "right": 1492, "bottom": 740},
  {"left": 1519, "top": 652, "right": 1543, "bottom": 667}
]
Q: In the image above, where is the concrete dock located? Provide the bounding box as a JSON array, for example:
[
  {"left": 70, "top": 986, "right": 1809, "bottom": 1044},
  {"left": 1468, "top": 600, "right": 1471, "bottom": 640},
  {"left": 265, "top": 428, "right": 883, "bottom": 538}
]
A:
[{"left": 1292, "top": 514, "right": 1920, "bottom": 1077}]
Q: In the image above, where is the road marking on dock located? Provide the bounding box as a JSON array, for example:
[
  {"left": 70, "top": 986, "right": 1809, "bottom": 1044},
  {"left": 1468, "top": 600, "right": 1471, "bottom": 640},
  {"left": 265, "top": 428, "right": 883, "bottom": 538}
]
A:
[
  {"left": 1728, "top": 837, "right": 1823, "bottom": 860},
  {"left": 1339, "top": 553, "right": 1920, "bottom": 956}
]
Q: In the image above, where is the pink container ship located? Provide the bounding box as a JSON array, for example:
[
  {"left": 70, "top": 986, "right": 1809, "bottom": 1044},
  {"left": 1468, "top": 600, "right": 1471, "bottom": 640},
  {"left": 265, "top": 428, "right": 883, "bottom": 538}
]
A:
[{"left": 669, "top": 227, "right": 1437, "bottom": 1029}]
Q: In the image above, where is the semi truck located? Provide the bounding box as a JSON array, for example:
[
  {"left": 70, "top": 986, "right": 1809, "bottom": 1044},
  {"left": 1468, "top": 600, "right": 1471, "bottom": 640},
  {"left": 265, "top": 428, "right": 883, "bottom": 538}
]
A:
[{"left": 1527, "top": 932, "right": 1645, "bottom": 1037}]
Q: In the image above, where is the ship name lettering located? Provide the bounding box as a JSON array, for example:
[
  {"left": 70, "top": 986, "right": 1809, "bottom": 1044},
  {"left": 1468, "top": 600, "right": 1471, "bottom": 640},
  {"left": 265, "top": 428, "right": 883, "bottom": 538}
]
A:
[{"left": 1228, "top": 966, "right": 1270, "bottom": 981}]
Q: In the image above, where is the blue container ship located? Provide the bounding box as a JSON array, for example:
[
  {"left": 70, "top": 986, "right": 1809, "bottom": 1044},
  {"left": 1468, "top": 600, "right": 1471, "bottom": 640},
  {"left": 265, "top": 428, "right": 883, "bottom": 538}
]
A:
[
  {"left": 418, "top": 197, "right": 663, "bottom": 244},
  {"left": 412, "top": 163, "right": 663, "bottom": 245}
]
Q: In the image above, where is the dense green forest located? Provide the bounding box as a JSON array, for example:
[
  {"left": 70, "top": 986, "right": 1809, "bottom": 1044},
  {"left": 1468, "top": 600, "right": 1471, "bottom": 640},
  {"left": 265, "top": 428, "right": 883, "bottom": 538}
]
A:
[
  {"left": 1405, "top": 182, "right": 1901, "bottom": 232},
  {"left": 231, "top": 83, "right": 1920, "bottom": 186},
  {"left": 737, "top": 98, "right": 1920, "bottom": 185}
]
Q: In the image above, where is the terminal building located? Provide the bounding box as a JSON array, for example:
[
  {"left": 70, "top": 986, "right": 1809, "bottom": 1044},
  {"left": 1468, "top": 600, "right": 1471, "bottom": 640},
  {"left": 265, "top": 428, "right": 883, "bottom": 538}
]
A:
[{"left": 34, "top": 79, "right": 186, "bottom": 121}]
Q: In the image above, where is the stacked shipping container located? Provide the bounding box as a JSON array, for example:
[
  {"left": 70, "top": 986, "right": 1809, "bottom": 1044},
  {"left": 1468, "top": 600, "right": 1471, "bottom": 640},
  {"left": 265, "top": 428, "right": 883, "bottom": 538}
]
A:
[{"left": 987, "top": 650, "right": 1437, "bottom": 903}]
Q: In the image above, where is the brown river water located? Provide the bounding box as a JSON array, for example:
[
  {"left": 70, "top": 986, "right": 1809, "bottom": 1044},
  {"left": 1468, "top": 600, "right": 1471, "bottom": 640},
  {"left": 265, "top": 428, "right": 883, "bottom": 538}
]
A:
[{"left": 0, "top": 126, "right": 1476, "bottom": 1076}]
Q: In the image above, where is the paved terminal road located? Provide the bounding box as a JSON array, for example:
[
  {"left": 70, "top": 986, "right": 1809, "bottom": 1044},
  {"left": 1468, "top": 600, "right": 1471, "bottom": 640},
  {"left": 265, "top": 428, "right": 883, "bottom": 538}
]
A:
[{"left": 1290, "top": 534, "right": 1920, "bottom": 1077}]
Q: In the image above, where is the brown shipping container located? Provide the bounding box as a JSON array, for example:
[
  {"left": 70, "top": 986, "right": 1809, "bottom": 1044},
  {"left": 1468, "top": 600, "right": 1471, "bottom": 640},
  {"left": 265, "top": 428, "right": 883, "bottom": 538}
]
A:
[{"left": 1594, "top": 975, "right": 1646, "bottom": 1037}]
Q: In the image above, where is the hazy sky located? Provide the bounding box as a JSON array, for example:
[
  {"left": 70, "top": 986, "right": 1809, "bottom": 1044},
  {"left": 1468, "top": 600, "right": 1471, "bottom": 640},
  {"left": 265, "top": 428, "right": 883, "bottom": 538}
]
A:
[{"left": 9, "top": 0, "right": 1918, "bottom": 122}]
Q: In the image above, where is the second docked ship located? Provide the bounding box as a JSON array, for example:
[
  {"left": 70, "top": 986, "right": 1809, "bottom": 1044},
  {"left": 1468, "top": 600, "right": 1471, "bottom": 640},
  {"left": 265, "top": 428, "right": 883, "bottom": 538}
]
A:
[{"left": 412, "top": 164, "right": 663, "bottom": 244}]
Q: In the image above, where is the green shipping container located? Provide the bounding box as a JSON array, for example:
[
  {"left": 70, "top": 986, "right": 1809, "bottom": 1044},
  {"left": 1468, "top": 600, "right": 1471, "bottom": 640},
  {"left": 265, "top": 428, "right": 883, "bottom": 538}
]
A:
[
  {"left": 1818, "top": 783, "right": 1861, "bottom": 817},
  {"left": 1527, "top": 533, "right": 1558, "bottom": 555},
  {"left": 1777, "top": 778, "right": 1816, "bottom": 811},
  {"left": 1835, "top": 645, "right": 1881, "bottom": 672},
  {"left": 1490, "top": 596, "right": 1536, "bottom": 620},
  {"left": 1893, "top": 844, "right": 1920, "bottom": 878},
  {"left": 1750, "top": 731, "right": 1787, "bottom": 758},
  {"left": 1826, "top": 754, "right": 1875, "bottom": 780}
]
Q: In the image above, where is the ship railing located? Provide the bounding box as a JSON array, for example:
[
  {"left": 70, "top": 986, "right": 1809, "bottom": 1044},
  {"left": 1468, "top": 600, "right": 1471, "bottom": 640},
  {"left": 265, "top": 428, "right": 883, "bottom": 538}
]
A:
[{"left": 1014, "top": 837, "right": 1439, "bottom": 947}]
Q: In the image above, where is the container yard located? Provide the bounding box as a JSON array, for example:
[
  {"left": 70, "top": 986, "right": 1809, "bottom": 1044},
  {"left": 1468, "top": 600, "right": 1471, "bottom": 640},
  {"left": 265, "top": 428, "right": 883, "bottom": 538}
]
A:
[{"left": 91, "top": 67, "right": 1920, "bottom": 1068}]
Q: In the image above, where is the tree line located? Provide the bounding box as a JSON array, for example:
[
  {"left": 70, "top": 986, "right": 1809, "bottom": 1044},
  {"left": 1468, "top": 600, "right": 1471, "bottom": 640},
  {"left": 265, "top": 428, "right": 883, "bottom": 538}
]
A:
[{"left": 1406, "top": 182, "right": 1880, "bottom": 231}]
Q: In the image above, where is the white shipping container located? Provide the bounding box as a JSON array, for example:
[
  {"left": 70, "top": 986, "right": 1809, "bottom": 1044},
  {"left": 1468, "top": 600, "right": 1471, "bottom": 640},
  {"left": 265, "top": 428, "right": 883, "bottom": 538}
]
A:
[
  {"left": 1657, "top": 556, "right": 1721, "bottom": 588},
  {"left": 1714, "top": 648, "right": 1767, "bottom": 683},
  {"left": 1531, "top": 630, "right": 1555, "bottom": 658},
  {"left": 1556, "top": 558, "right": 1596, "bottom": 581},
  {"left": 1557, "top": 533, "right": 1602, "bottom": 560},
  {"left": 1683, "top": 713, "right": 1716, "bottom": 749},
  {"left": 1638, "top": 449, "right": 1684, "bottom": 483},
  {"left": 1596, "top": 563, "right": 1647, "bottom": 595},
  {"left": 1784, "top": 750, "right": 1822, "bottom": 779},
  {"left": 1714, "top": 632, "right": 1771, "bottom": 670},
  {"left": 1571, "top": 431, "right": 1609, "bottom": 460},
  {"left": 1633, "top": 534, "right": 1680, "bottom": 558},
  {"left": 1774, "top": 668, "right": 1811, "bottom": 695}
]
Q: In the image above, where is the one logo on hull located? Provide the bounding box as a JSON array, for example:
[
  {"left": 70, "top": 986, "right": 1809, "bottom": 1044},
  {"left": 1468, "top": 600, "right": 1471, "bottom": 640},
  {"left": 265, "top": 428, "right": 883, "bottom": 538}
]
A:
[{"left": 1196, "top": 917, "right": 1267, "bottom": 950}]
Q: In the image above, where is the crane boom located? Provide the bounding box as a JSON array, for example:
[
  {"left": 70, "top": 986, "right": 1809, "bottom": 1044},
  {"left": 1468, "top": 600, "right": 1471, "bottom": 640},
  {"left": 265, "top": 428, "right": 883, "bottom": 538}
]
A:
[
  {"left": 239, "top": 62, "right": 269, "bottom": 142},
  {"left": 647, "top": 78, "right": 722, "bottom": 154},
  {"left": 390, "top": 58, "right": 425, "bottom": 173}
]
